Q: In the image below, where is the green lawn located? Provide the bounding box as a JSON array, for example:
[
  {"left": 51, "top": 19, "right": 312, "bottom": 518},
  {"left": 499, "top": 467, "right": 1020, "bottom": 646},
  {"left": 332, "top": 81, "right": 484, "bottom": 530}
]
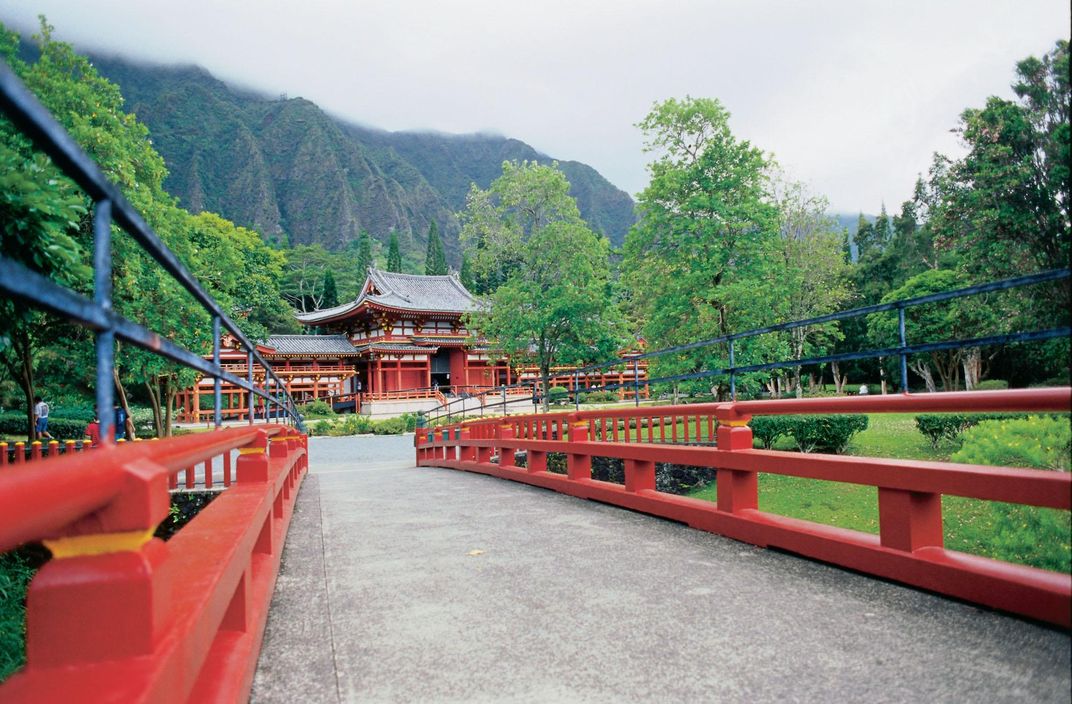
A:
[{"left": 689, "top": 413, "right": 1071, "bottom": 572}]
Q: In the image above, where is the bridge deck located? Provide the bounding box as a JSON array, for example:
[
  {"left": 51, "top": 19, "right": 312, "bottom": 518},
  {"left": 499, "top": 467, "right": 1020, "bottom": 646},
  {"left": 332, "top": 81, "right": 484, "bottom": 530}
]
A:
[{"left": 252, "top": 436, "right": 1069, "bottom": 703}]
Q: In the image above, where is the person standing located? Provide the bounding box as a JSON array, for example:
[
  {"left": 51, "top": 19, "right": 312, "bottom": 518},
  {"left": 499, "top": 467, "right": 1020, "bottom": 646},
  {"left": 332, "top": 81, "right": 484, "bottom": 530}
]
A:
[
  {"left": 33, "top": 396, "right": 52, "bottom": 440},
  {"left": 84, "top": 416, "right": 101, "bottom": 448},
  {"left": 114, "top": 403, "right": 127, "bottom": 441}
]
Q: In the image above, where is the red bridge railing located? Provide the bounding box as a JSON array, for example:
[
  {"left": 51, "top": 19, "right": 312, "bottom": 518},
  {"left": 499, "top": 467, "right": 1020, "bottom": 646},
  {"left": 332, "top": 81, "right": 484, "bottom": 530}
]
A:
[
  {"left": 416, "top": 388, "right": 1072, "bottom": 627},
  {"left": 0, "top": 424, "right": 308, "bottom": 702}
]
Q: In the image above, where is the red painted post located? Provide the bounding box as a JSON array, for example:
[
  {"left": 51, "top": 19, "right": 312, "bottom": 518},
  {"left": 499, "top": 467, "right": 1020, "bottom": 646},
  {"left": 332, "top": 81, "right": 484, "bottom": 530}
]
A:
[
  {"left": 185, "top": 466, "right": 195, "bottom": 489},
  {"left": 269, "top": 433, "right": 289, "bottom": 459},
  {"left": 527, "top": 448, "right": 547, "bottom": 473},
  {"left": 27, "top": 538, "right": 170, "bottom": 667},
  {"left": 498, "top": 424, "right": 515, "bottom": 468},
  {"left": 204, "top": 458, "right": 213, "bottom": 489},
  {"left": 715, "top": 409, "right": 757, "bottom": 513},
  {"left": 459, "top": 428, "right": 476, "bottom": 462},
  {"left": 14, "top": 442, "right": 25, "bottom": 464},
  {"left": 237, "top": 430, "right": 270, "bottom": 483},
  {"left": 878, "top": 488, "right": 943, "bottom": 552},
  {"left": 566, "top": 417, "right": 591, "bottom": 481},
  {"left": 47, "top": 440, "right": 59, "bottom": 459},
  {"left": 0, "top": 441, "right": 7, "bottom": 467},
  {"left": 223, "top": 449, "right": 232, "bottom": 487},
  {"left": 30, "top": 441, "right": 42, "bottom": 462},
  {"left": 64, "top": 440, "right": 75, "bottom": 456},
  {"left": 624, "top": 459, "right": 656, "bottom": 492}
]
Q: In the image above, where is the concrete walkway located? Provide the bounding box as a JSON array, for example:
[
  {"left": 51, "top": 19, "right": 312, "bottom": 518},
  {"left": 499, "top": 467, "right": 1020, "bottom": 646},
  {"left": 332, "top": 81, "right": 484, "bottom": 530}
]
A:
[{"left": 252, "top": 435, "right": 1070, "bottom": 703}]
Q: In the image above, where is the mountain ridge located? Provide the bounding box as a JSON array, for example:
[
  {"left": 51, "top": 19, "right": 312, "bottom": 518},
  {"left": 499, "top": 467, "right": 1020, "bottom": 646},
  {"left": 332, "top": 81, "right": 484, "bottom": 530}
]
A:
[{"left": 90, "top": 55, "right": 637, "bottom": 265}]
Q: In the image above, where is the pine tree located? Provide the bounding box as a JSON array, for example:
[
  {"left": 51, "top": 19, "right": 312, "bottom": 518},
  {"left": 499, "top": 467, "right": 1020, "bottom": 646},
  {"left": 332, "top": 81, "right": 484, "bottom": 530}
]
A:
[
  {"left": 460, "top": 253, "right": 475, "bottom": 290},
  {"left": 386, "top": 231, "right": 402, "bottom": 272},
  {"left": 424, "top": 221, "right": 448, "bottom": 275},
  {"left": 322, "top": 270, "right": 338, "bottom": 308},
  {"left": 355, "top": 230, "right": 373, "bottom": 280}
]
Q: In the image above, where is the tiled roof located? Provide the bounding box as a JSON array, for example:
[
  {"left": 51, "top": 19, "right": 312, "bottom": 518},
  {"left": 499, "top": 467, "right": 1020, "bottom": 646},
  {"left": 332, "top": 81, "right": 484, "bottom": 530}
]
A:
[
  {"left": 353, "top": 342, "right": 435, "bottom": 354},
  {"left": 411, "top": 335, "right": 470, "bottom": 345},
  {"left": 296, "top": 268, "right": 482, "bottom": 323},
  {"left": 264, "top": 335, "right": 359, "bottom": 355}
]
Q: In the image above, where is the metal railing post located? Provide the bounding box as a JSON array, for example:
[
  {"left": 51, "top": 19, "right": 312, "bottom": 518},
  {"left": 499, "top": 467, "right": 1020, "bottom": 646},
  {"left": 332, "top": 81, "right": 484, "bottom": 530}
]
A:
[
  {"left": 729, "top": 340, "right": 736, "bottom": 400},
  {"left": 212, "top": 315, "right": 221, "bottom": 429},
  {"left": 93, "top": 199, "right": 115, "bottom": 443},
  {"left": 898, "top": 305, "right": 909, "bottom": 393},
  {"left": 633, "top": 359, "right": 640, "bottom": 407},
  {"left": 247, "top": 350, "right": 254, "bottom": 425}
]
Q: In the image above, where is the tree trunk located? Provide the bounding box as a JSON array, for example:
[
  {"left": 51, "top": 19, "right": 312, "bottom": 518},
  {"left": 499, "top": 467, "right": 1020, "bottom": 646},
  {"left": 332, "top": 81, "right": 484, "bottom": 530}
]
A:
[
  {"left": 146, "top": 379, "right": 163, "bottom": 438},
  {"left": 540, "top": 367, "right": 550, "bottom": 414},
  {"left": 164, "top": 376, "right": 176, "bottom": 437},
  {"left": 765, "top": 376, "right": 778, "bottom": 397},
  {"left": 832, "top": 360, "right": 847, "bottom": 395},
  {"left": 113, "top": 367, "right": 136, "bottom": 441},
  {"left": 878, "top": 358, "right": 887, "bottom": 394},
  {"left": 20, "top": 337, "right": 36, "bottom": 440},
  {"left": 909, "top": 360, "right": 938, "bottom": 393},
  {"left": 962, "top": 348, "right": 982, "bottom": 391}
]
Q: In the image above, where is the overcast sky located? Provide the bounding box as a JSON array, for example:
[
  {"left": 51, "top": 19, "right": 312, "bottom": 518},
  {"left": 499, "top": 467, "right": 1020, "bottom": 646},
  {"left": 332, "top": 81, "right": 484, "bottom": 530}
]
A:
[{"left": 2, "top": 1, "right": 1068, "bottom": 212}]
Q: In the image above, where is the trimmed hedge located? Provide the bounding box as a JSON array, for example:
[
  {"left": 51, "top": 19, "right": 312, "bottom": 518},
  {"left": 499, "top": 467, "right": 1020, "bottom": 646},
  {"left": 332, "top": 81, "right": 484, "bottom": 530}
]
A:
[
  {"left": 308, "top": 412, "right": 419, "bottom": 436},
  {"left": 913, "top": 413, "right": 1033, "bottom": 448},
  {"left": 515, "top": 452, "right": 715, "bottom": 495},
  {"left": 0, "top": 413, "right": 87, "bottom": 440},
  {"left": 750, "top": 414, "right": 868, "bottom": 454},
  {"left": 973, "top": 379, "right": 1009, "bottom": 391}
]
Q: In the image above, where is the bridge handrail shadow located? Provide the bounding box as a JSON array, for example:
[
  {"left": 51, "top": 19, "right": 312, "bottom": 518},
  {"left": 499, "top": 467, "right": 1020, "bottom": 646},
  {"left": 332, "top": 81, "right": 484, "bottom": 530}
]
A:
[{"left": 418, "top": 388, "right": 1072, "bottom": 627}]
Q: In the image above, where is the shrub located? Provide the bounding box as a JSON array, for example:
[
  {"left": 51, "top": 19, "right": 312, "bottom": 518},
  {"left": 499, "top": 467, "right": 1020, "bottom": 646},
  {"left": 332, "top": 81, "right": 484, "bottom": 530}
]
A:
[
  {"left": 582, "top": 390, "right": 619, "bottom": 404},
  {"left": 0, "top": 412, "right": 89, "bottom": 440},
  {"left": 299, "top": 400, "right": 335, "bottom": 418},
  {"left": 749, "top": 415, "right": 867, "bottom": 454},
  {"left": 914, "top": 413, "right": 1035, "bottom": 449},
  {"left": 974, "top": 379, "right": 1009, "bottom": 391},
  {"left": 547, "top": 387, "right": 570, "bottom": 405},
  {"left": 952, "top": 416, "right": 1071, "bottom": 471},
  {"left": 373, "top": 417, "right": 407, "bottom": 435}
]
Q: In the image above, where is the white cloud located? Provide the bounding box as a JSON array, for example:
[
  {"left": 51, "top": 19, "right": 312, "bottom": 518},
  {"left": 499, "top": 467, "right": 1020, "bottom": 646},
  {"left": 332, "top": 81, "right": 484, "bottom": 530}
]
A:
[{"left": 2, "top": 0, "right": 1067, "bottom": 210}]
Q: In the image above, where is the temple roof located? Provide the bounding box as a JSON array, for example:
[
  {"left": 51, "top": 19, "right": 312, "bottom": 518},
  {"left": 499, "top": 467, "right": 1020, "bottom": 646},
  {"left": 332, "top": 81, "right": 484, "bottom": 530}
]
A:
[
  {"left": 296, "top": 268, "right": 481, "bottom": 324},
  {"left": 264, "top": 335, "right": 360, "bottom": 355}
]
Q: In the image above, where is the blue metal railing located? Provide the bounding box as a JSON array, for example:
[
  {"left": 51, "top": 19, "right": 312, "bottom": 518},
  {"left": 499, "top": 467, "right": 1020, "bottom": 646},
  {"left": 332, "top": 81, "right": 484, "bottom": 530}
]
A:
[
  {"left": 423, "top": 268, "right": 1069, "bottom": 424},
  {"left": 0, "top": 59, "right": 304, "bottom": 435}
]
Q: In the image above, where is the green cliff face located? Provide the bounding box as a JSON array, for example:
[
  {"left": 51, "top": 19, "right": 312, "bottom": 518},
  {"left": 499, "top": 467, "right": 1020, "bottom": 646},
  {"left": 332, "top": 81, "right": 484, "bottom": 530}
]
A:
[{"left": 93, "top": 57, "right": 635, "bottom": 264}]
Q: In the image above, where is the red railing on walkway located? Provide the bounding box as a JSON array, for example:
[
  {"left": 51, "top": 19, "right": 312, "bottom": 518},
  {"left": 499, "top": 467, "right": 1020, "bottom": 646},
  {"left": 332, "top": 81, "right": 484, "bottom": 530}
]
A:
[
  {"left": 416, "top": 388, "right": 1072, "bottom": 627},
  {"left": 0, "top": 424, "right": 308, "bottom": 703}
]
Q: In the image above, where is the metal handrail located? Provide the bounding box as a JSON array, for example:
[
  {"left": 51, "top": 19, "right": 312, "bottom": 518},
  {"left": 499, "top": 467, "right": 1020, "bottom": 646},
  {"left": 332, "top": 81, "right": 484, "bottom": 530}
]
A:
[{"left": 0, "top": 59, "right": 304, "bottom": 433}]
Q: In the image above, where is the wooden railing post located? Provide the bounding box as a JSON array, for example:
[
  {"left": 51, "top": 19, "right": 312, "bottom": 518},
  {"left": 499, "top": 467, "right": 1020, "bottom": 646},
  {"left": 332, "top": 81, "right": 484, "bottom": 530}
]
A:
[
  {"left": 714, "top": 407, "right": 757, "bottom": 513},
  {"left": 624, "top": 459, "right": 656, "bottom": 492},
  {"left": 878, "top": 489, "right": 943, "bottom": 552},
  {"left": 236, "top": 430, "right": 270, "bottom": 483},
  {"left": 567, "top": 416, "right": 591, "bottom": 481},
  {"left": 498, "top": 424, "right": 515, "bottom": 468}
]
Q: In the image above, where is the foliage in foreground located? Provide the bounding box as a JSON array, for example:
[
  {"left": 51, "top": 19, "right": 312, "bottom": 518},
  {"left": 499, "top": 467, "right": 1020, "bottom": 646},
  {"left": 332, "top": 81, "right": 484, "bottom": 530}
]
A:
[{"left": 951, "top": 416, "right": 1071, "bottom": 471}]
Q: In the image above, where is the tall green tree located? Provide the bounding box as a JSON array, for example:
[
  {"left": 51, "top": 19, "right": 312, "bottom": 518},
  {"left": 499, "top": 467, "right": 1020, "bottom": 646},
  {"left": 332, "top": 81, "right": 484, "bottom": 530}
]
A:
[
  {"left": 767, "top": 174, "right": 852, "bottom": 396},
  {"left": 928, "top": 40, "right": 1069, "bottom": 285},
  {"left": 354, "top": 229, "right": 373, "bottom": 281},
  {"left": 459, "top": 159, "right": 580, "bottom": 293},
  {"left": 321, "top": 270, "right": 338, "bottom": 308},
  {"left": 622, "top": 97, "right": 778, "bottom": 397},
  {"left": 460, "top": 162, "right": 620, "bottom": 409},
  {"left": 386, "top": 230, "right": 403, "bottom": 272},
  {"left": 424, "top": 221, "right": 448, "bottom": 275}
]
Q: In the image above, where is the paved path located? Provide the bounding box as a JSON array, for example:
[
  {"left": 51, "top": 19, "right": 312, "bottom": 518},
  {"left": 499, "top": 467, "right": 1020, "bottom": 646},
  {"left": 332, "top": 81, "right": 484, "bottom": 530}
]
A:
[{"left": 252, "top": 435, "right": 1070, "bottom": 703}]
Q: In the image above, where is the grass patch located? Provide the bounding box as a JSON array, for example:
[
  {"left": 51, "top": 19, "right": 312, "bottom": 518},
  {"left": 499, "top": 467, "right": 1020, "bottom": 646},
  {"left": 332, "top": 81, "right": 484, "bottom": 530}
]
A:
[{"left": 689, "top": 413, "right": 1071, "bottom": 572}]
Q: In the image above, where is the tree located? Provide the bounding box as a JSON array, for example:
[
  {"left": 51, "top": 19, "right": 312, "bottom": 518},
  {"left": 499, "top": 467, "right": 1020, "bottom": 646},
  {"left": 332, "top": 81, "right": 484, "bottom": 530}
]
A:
[
  {"left": 386, "top": 231, "right": 403, "bottom": 272},
  {"left": 424, "top": 221, "right": 448, "bottom": 275},
  {"left": 478, "top": 223, "right": 620, "bottom": 411},
  {"left": 459, "top": 160, "right": 581, "bottom": 294},
  {"left": 928, "top": 40, "right": 1069, "bottom": 286},
  {"left": 867, "top": 270, "right": 1000, "bottom": 391},
  {"left": 622, "top": 97, "right": 778, "bottom": 397},
  {"left": 460, "top": 162, "right": 621, "bottom": 410},
  {"left": 322, "top": 270, "right": 339, "bottom": 308},
  {"left": 767, "top": 174, "right": 852, "bottom": 397},
  {"left": 354, "top": 229, "right": 373, "bottom": 281}
]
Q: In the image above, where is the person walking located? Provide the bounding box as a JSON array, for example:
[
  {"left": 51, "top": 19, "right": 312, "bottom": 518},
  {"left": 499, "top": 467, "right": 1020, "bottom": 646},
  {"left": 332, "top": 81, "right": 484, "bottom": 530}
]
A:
[{"left": 33, "top": 396, "right": 52, "bottom": 440}]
